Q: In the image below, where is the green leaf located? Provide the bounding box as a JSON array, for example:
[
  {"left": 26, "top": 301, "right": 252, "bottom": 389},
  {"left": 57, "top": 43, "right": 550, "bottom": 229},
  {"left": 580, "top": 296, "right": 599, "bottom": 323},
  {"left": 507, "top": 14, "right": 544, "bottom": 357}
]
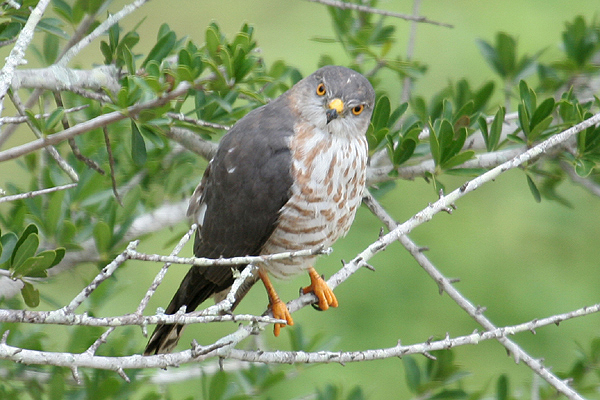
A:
[
  {"left": 393, "top": 137, "right": 417, "bottom": 166},
  {"left": 372, "top": 96, "right": 391, "bottom": 130},
  {"left": 497, "top": 33, "right": 517, "bottom": 77},
  {"left": 347, "top": 386, "right": 365, "bottom": 400},
  {"left": 51, "top": 248, "right": 66, "bottom": 268},
  {"left": 530, "top": 97, "right": 555, "bottom": 128},
  {"left": 208, "top": 370, "right": 228, "bottom": 400},
  {"left": 496, "top": 374, "right": 509, "bottom": 400},
  {"left": 437, "top": 119, "right": 455, "bottom": 156},
  {"left": 100, "top": 40, "right": 112, "bottom": 64},
  {"left": 478, "top": 116, "right": 489, "bottom": 148},
  {"left": 24, "top": 109, "right": 43, "bottom": 132},
  {"left": 52, "top": 0, "right": 73, "bottom": 23},
  {"left": 205, "top": 24, "right": 220, "bottom": 60},
  {"left": 13, "top": 250, "right": 55, "bottom": 278},
  {"left": 0, "top": 22, "right": 22, "bottom": 41},
  {"left": 519, "top": 80, "right": 536, "bottom": 115},
  {"left": 429, "top": 125, "right": 441, "bottom": 166},
  {"left": 517, "top": 103, "right": 530, "bottom": 136},
  {"left": 93, "top": 221, "right": 112, "bottom": 255},
  {"left": 121, "top": 44, "right": 135, "bottom": 75},
  {"left": 528, "top": 115, "right": 553, "bottom": 142},
  {"left": 43, "top": 33, "right": 59, "bottom": 65},
  {"left": 12, "top": 232, "right": 39, "bottom": 271},
  {"left": 430, "top": 389, "right": 468, "bottom": 399},
  {"left": 0, "top": 232, "right": 18, "bottom": 266},
  {"left": 526, "top": 174, "right": 541, "bottom": 203},
  {"left": 131, "top": 121, "right": 147, "bottom": 166},
  {"left": 21, "top": 282, "right": 40, "bottom": 308},
  {"left": 44, "top": 107, "right": 64, "bottom": 132},
  {"left": 488, "top": 106, "right": 506, "bottom": 151},
  {"left": 142, "top": 30, "right": 176, "bottom": 68},
  {"left": 442, "top": 150, "right": 475, "bottom": 170},
  {"left": 403, "top": 356, "right": 421, "bottom": 393}
]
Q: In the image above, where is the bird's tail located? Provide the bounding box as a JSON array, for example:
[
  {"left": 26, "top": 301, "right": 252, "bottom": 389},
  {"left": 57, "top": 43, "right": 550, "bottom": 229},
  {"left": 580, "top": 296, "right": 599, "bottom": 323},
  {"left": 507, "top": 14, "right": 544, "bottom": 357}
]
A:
[{"left": 144, "top": 266, "right": 222, "bottom": 355}]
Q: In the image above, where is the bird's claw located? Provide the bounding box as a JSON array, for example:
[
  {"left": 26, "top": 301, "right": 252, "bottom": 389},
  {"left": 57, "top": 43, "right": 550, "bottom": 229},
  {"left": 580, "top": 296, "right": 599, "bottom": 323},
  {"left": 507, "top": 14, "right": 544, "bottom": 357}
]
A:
[
  {"left": 270, "top": 299, "right": 293, "bottom": 337},
  {"left": 302, "top": 268, "right": 338, "bottom": 311}
]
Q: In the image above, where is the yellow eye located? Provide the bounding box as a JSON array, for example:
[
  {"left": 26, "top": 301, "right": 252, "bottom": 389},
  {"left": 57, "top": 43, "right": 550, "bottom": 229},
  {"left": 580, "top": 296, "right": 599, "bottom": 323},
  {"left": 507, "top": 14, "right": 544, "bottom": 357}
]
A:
[
  {"left": 316, "top": 83, "right": 326, "bottom": 96},
  {"left": 352, "top": 105, "right": 364, "bottom": 115}
]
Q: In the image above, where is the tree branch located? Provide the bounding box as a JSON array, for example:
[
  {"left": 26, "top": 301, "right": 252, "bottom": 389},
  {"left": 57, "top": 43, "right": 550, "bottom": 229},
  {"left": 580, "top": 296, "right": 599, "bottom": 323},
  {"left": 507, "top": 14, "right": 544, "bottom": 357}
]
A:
[
  {"left": 304, "top": 0, "right": 453, "bottom": 28},
  {"left": 166, "top": 126, "right": 218, "bottom": 161},
  {"left": 0, "top": 0, "right": 53, "bottom": 123},
  {"left": 227, "top": 302, "right": 600, "bottom": 365},
  {"left": 11, "top": 66, "right": 120, "bottom": 94},
  {"left": 0, "top": 183, "right": 77, "bottom": 204},
  {"left": 363, "top": 190, "right": 584, "bottom": 399},
  {"left": 0, "top": 81, "right": 193, "bottom": 163}
]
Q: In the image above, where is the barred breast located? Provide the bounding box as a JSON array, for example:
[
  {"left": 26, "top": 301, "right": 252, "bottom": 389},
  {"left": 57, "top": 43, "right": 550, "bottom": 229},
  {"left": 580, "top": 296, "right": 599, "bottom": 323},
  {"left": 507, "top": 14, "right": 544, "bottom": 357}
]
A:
[{"left": 261, "top": 122, "right": 368, "bottom": 279}]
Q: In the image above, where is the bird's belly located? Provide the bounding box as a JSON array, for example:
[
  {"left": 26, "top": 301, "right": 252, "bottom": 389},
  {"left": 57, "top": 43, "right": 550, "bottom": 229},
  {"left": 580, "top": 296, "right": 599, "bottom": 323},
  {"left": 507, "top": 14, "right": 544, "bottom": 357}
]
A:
[{"left": 261, "top": 133, "right": 367, "bottom": 279}]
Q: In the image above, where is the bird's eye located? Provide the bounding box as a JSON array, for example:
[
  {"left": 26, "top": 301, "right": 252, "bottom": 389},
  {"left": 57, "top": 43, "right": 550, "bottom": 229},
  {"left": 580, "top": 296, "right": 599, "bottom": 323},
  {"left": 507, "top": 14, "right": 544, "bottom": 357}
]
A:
[
  {"left": 352, "top": 105, "right": 364, "bottom": 115},
  {"left": 316, "top": 83, "right": 326, "bottom": 96}
]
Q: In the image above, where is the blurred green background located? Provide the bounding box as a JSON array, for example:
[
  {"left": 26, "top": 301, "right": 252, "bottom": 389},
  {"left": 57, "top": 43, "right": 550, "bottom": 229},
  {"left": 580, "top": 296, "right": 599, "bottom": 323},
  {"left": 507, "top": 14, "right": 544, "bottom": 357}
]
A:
[{"left": 2, "top": 0, "right": 600, "bottom": 398}]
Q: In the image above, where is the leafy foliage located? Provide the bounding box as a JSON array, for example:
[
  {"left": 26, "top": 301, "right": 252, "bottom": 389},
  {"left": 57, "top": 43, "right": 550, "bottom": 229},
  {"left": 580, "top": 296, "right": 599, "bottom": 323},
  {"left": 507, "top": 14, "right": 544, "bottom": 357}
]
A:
[
  {"left": 1, "top": 0, "right": 600, "bottom": 399},
  {"left": 0, "top": 224, "right": 64, "bottom": 306}
]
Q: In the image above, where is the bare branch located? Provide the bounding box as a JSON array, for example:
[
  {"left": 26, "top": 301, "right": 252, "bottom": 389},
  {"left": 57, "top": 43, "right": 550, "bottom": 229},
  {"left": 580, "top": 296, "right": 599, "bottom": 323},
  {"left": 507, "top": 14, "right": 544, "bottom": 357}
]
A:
[
  {"left": 11, "top": 66, "right": 120, "bottom": 94},
  {"left": 0, "top": 308, "right": 285, "bottom": 328},
  {"left": 0, "top": 0, "right": 53, "bottom": 122},
  {"left": 228, "top": 302, "right": 600, "bottom": 365},
  {"left": 126, "top": 246, "right": 332, "bottom": 268},
  {"left": 0, "top": 183, "right": 77, "bottom": 204},
  {"left": 0, "top": 105, "right": 89, "bottom": 125},
  {"left": 167, "top": 112, "right": 231, "bottom": 131},
  {"left": 0, "top": 301, "right": 597, "bottom": 373},
  {"left": 304, "top": 0, "right": 453, "bottom": 28},
  {"left": 166, "top": 126, "right": 218, "bottom": 161},
  {"left": 8, "top": 90, "right": 79, "bottom": 182},
  {"left": 367, "top": 147, "right": 525, "bottom": 184},
  {"left": 0, "top": 81, "right": 193, "bottom": 163},
  {"left": 135, "top": 224, "right": 197, "bottom": 316},
  {"left": 362, "top": 191, "right": 585, "bottom": 398}
]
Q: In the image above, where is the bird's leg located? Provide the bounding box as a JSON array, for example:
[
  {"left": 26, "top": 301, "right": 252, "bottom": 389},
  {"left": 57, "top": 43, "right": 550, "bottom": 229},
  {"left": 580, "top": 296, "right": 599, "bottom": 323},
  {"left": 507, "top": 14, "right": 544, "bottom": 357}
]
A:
[
  {"left": 302, "top": 267, "right": 338, "bottom": 311},
  {"left": 258, "top": 267, "right": 293, "bottom": 336}
]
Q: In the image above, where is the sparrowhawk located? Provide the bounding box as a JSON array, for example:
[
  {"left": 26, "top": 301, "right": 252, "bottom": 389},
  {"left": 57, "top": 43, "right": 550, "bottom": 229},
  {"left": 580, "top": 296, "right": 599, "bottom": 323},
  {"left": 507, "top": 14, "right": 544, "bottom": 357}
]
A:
[{"left": 144, "top": 65, "right": 375, "bottom": 355}]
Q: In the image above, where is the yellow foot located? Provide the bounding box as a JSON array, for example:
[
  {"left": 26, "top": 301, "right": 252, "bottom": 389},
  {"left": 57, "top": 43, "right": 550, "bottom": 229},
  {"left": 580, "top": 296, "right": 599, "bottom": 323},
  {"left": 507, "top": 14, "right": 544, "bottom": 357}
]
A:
[
  {"left": 258, "top": 267, "right": 294, "bottom": 336},
  {"left": 270, "top": 299, "right": 294, "bottom": 337},
  {"left": 302, "top": 267, "right": 338, "bottom": 311}
]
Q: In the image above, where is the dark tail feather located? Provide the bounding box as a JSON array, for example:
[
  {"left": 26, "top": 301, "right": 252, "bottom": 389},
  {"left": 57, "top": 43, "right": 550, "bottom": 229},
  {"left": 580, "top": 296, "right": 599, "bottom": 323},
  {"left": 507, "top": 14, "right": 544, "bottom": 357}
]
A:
[{"left": 144, "top": 267, "right": 222, "bottom": 355}]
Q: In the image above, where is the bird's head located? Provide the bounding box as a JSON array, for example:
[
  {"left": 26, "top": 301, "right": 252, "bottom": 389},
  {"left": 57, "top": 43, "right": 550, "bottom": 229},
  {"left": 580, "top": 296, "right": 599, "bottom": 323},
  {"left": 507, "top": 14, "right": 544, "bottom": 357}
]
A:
[{"left": 292, "top": 65, "right": 375, "bottom": 138}]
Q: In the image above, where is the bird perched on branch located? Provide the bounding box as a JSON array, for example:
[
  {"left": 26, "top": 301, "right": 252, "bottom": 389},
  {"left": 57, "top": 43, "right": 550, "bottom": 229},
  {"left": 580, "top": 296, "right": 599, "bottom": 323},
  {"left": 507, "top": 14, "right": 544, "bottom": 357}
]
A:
[{"left": 144, "top": 65, "right": 375, "bottom": 355}]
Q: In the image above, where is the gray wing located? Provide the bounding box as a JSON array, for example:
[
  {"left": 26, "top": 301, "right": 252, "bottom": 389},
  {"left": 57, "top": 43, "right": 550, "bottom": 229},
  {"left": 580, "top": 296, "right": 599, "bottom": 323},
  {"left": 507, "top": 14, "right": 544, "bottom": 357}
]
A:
[{"left": 144, "top": 94, "right": 295, "bottom": 355}]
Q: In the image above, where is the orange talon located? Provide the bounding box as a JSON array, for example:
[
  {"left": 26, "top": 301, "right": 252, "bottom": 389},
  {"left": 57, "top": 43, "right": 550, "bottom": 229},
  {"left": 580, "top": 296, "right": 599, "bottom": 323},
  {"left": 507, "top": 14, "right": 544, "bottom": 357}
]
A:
[
  {"left": 302, "top": 267, "right": 338, "bottom": 310},
  {"left": 259, "top": 268, "right": 293, "bottom": 336}
]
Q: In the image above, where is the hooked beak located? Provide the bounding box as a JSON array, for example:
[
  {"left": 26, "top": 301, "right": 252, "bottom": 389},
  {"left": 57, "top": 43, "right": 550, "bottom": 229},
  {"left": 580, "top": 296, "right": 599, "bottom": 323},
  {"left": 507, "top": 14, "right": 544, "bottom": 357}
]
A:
[{"left": 326, "top": 98, "right": 344, "bottom": 124}]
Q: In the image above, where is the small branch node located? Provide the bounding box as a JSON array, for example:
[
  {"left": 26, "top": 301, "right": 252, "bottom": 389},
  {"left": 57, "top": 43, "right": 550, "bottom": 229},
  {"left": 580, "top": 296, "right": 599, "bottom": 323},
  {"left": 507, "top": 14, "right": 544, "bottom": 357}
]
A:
[
  {"left": 422, "top": 351, "right": 436, "bottom": 360},
  {"left": 71, "top": 366, "right": 81, "bottom": 385},
  {"left": 116, "top": 367, "right": 130, "bottom": 383},
  {"left": 1, "top": 330, "right": 9, "bottom": 344}
]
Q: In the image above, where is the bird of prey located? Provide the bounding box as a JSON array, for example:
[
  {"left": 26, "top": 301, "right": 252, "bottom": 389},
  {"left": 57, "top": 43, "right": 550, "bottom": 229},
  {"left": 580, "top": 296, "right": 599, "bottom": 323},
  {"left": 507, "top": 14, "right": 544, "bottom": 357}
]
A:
[{"left": 144, "top": 65, "right": 375, "bottom": 355}]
